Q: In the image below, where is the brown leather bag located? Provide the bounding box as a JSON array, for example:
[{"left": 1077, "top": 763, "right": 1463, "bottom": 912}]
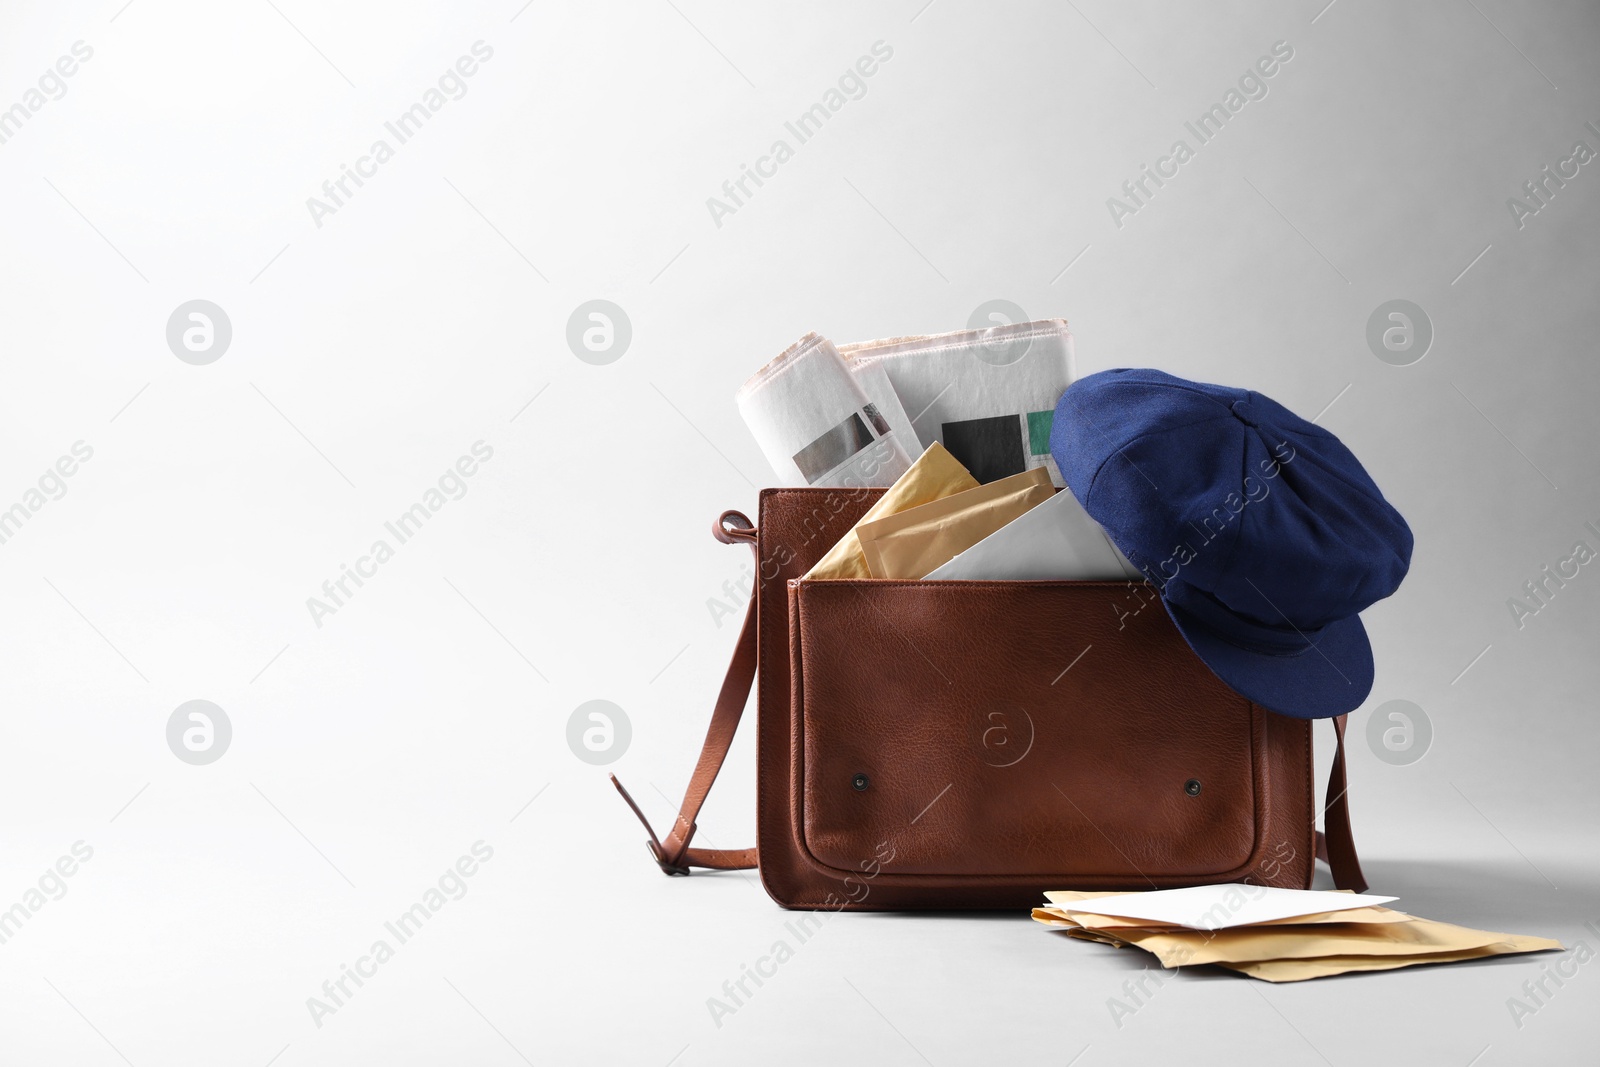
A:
[{"left": 613, "top": 486, "right": 1366, "bottom": 910}]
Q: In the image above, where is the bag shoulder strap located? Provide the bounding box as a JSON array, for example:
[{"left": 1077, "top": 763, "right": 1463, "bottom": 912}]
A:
[
  {"left": 1315, "top": 712, "right": 1367, "bottom": 891},
  {"left": 612, "top": 509, "right": 1367, "bottom": 892},
  {"left": 610, "top": 510, "right": 760, "bottom": 875}
]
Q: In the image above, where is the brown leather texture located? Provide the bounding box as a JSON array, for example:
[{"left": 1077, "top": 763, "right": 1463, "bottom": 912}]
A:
[{"left": 755, "top": 487, "right": 1317, "bottom": 910}]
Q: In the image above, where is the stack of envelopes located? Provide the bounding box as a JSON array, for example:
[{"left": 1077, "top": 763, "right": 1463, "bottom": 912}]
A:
[{"left": 1033, "top": 885, "right": 1562, "bottom": 982}]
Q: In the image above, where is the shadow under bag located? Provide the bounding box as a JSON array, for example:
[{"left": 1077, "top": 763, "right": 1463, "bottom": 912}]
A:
[{"left": 613, "top": 487, "right": 1366, "bottom": 910}]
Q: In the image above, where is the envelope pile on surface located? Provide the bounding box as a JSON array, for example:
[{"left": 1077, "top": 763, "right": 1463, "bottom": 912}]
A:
[{"left": 1033, "top": 886, "right": 1563, "bottom": 982}]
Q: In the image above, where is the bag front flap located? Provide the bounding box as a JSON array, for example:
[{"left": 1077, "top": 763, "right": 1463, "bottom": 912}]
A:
[{"left": 790, "top": 578, "right": 1264, "bottom": 880}]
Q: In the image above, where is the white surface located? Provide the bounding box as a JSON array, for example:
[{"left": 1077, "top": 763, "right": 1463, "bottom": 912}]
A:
[
  {"left": 1078, "top": 885, "right": 1400, "bottom": 929},
  {"left": 0, "top": 1, "right": 1598, "bottom": 1065}
]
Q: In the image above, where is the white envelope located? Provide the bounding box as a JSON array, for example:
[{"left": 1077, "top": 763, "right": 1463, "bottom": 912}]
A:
[
  {"left": 1066, "top": 885, "right": 1400, "bottom": 930},
  {"left": 924, "top": 487, "right": 1143, "bottom": 581}
]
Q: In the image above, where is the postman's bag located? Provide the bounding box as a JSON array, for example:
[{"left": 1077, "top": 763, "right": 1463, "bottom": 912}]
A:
[{"left": 612, "top": 487, "right": 1366, "bottom": 910}]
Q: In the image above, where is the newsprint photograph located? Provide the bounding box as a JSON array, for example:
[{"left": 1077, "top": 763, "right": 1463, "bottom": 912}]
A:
[{"left": 1, "top": 1, "right": 1597, "bottom": 1064}]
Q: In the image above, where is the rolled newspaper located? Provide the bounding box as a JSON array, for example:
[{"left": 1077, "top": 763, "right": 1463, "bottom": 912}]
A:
[{"left": 737, "top": 333, "right": 913, "bottom": 487}]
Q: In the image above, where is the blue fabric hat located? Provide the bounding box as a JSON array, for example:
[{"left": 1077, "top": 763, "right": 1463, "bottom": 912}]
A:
[{"left": 1050, "top": 369, "right": 1413, "bottom": 719}]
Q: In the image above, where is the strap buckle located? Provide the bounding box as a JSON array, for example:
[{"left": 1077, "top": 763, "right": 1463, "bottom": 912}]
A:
[
  {"left": 604, "top": 508, "right": 762, "bottom": 880},
  {"left": 647, "top": 840, "right": 692, "bottom": 877}
]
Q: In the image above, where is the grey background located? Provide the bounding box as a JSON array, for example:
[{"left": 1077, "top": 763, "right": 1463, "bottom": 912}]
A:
[{"left": 1, "top": 0, "right": 1597, "bottom": 1063}]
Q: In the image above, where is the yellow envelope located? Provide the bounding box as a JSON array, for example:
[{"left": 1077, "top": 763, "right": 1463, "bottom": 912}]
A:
[
  {"left": 855, "top": 467, "right": 1055, "bottom": 579},
  {"left": 1216, "top": 937, "right": 1563, "bottom": 982},
  {"left": 1112, "top": 915, "right": 1544, "bottom": 968},
  {"left": 804, "top": 442, "right": 978, "bottom": 580},
  {"left": 1032, "top": 907, "right": 1078, "bottom": 928},
  {"left": 1055, "top": 927, "right": 1561, "bottom": 980},
  {"left": 1033, "top": 890, "right": 1563, "bottom": 982}
]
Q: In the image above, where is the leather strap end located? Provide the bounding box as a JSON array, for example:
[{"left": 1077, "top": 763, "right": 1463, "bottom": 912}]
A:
[
  {"left": 609, "top": 774, "right": 692, "bottom": 876},
  {"left": 714, "top": 510, "right": 756, "bottom": 544}
]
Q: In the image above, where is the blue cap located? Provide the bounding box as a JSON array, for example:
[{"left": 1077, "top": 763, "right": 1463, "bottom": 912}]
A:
[{"left": 1050, "top": 369, "right": 1413, "bottom": 719}]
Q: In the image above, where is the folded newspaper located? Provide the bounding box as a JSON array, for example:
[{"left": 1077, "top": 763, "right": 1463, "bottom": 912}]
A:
[{"left": 841, "top": 319, "right": 1075, "bottom": 486}]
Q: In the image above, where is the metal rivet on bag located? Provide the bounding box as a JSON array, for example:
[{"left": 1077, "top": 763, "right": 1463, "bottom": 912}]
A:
[
  {"left": 1184, "top": 778, "right": 1202, "bottom": 797},
  {"left": 851, "top": 773, "right": 870, "bottom": 792}
]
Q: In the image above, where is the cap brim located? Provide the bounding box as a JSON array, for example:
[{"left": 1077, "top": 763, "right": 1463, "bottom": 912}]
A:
[{"left": 1162, "top": 599, "right": 1374, "bottom": 719}]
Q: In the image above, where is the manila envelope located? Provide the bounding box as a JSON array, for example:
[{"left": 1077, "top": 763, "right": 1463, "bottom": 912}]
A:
[
  {"left": 804, "top": 442, "right": 978, "bottom": 580},
  {"left": 1216, "top": 936, "right": 1564, "bottom": 982},
  {"left": 1051, "top": 926, "right": 1560, "bottom": 981},
  {"left": 856, "top": 467, "right": 1054, "bottom": 579},
  {"left": 1102, "top": 915, "right": 1561, "bottom": 968}
]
